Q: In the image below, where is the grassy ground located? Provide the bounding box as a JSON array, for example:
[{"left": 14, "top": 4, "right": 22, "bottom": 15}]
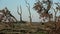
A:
[{"left": 0, "top": 22, "right": 50, "bottom": 34}]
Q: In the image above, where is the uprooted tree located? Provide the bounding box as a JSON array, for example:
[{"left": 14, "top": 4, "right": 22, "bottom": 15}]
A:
[{"left": 0, "top": 7, "right": 17, "bottom": 22}]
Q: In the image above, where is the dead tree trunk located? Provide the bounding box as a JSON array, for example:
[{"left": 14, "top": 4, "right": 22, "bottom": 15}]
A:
[
  {"left": 25, "top": 0, "right": 32, "bottom": 25},
  {"left": 17, "top": 6, "right": 22, "bottom": 23}
]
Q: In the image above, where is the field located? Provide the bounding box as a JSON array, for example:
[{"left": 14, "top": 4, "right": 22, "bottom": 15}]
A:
[{"left": 0, "top": 22, "right": 51, "bottom": 34}]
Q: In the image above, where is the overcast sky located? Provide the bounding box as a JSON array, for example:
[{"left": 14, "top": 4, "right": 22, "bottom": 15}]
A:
[{"left": 0, "top": 0, "right": 60, "bottom": 22}]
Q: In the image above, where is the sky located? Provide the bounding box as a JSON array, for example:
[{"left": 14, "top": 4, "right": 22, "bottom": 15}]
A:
[{"left": 0, "top": 0, "right": 60, "bottom": 22}]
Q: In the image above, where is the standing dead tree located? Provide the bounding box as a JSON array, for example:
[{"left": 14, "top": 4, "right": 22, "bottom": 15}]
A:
[
  {"left": 25, "top": 0, "right": 32, "bottom": 25},
  {"left": 17, "top": 5, "right": 22, "bottom": 23}
]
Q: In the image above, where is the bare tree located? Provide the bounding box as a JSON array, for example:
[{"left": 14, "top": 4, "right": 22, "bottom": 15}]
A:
[
  {"left": 17, "top": 5, "right": 22, "bottom": 23},
  {"left": 25, "top": 0, "right": 32, "bottom": 25}
]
